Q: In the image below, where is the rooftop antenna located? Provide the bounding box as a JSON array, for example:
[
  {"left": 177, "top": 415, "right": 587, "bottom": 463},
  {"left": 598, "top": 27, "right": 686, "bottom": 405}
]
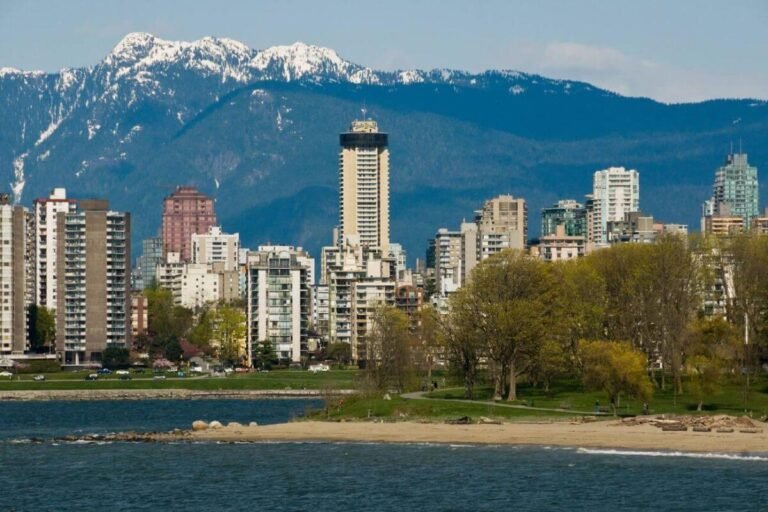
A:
[
  {"left": 361, "top": 103, "right": 368, "bottom": 120},
  {"left": 739, "top": 138, "right": 743, "bottom": 154},
  {"left": 730, "top": 141, "right": 734, "bottom": 155}
]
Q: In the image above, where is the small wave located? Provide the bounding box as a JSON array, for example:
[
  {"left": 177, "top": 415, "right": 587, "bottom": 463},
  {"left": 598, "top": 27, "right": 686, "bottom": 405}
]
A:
[{"left": 577, "top": 448, "right": 768, "bottom": 462}]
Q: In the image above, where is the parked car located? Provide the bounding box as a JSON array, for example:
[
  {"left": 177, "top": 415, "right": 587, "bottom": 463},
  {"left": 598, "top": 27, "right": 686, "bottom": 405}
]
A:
[
  {"left": 115, "top": 370, "right": 130, "bottom": 376},
  {"left": 153, "top": 375, "right": 166, "bottom": 380},
  {"left": 308, "top": 364, "right": 330, "bottom": 373},
  {"left": 85, "top": 374, "right": 98, "bottom": 381},
  {"left": 190, "top": 366, "right": 204, "bottom": 374},
  {"left": 0, "top": 371, "right": 13, "bottom": 378},
  {"left": 97, "top": 368, "right": 112, "bottom": 375},
  {"left": 235, "top": 367, "right": 250, "bottom": 373},
  {"left": 33, "top": 374, "right": 46, "bottom": 381}
]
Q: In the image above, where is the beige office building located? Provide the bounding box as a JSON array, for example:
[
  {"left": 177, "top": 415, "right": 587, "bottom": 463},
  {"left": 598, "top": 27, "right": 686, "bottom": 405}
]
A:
[{"left": 338, "top": 120, "right": 390, "bottom": 252}]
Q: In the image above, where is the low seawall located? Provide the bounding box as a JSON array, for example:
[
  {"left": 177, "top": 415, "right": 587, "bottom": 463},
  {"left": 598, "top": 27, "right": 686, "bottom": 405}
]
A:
[{"left": 0, "top": 389, "right": 356, "bottom": 401}]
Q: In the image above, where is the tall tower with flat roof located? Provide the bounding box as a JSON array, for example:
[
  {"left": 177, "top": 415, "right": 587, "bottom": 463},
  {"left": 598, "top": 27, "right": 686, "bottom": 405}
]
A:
[{"left": 338, "top": 120, "right": 390, "bottom": 252}]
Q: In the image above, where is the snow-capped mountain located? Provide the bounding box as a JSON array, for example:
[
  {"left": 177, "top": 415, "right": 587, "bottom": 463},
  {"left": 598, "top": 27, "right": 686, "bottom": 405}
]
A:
[{"left": 0, "top": 33, "right": 765, "bottom": 261}]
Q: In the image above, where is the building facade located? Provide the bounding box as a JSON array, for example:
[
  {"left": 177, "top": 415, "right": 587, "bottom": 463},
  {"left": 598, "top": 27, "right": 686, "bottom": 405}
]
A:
[
  {"left": 161, "top": 186, "right": 217, "bottom": 262},
  {"left": 541, "top": 199, "right": 587, "bottom": 238},
  {"left": 137, "top": 236, "right": 164, "bottom": 289},
  {"left": 476, "top": 194, "right": 528, "bottom": 259},
  {"left": 192, "top": 226, "right": 239, "bottom": 272},
  {"left": 338, "top": 120, "right": 390, "bottom": 251},
  {"left": 0, "top": 195, "right": 31, "bottom": 355},
  {"left": 712, "top": 152, "right": 759, "bottom": 226},
  {"left": 33, "top": 188, "right": 77, "bottom": 311},
  {"left": 56, "top": 200, "right": 131, "bottom": 365},
  {"left": 246, "top": 246, "right": 314, "bottom": 364},
  {"left": 589, "top": 167, "right": 640, "bottom": 246},
  {"left": 538, "top": 224, "right": 586, "bottom": 261}
]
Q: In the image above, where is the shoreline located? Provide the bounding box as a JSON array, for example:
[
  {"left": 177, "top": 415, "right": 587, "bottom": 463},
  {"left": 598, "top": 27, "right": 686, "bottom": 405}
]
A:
[
  {"left": 0, "top": 389, "right": 354, "bottom": 401},
  {"left": 154, "top": 419, "right": 768, "bottom": 454}
]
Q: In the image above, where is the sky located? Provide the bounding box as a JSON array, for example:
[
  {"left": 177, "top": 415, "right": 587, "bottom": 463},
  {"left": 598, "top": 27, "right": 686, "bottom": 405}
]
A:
[{"left": 1, "top": 0, "right": 767, "bottom": 103}]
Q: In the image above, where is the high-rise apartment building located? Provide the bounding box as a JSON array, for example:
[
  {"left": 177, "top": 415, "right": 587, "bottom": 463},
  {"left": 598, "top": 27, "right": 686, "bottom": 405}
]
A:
[
  {"left": 0, "top": 195, "right": 31, "bottom": 355},
  {"left": 56, "top": 200, "right": 131, "bottom": 365},
  {"left": 161, "top": 186, "right": 217, "bottom": 262},
  {"left": 589, "top": 167, "right": 640, "bottom": 245},
  {"left": 429, "top": 194, "right": 527, "bottom": 299},
  {"left": 137, "top": 236, "right": 164, "bottom": 289},
  {"left": 711, "top": 152, "right": 759, "bottom": 225},
  {"left": 541, "top": 200, "right": 587, "bottom": 237},
  {"left": 433, "top": 228, "right": 462, "bottom": 296},
  {"left": 246, "top": 246, "right": 314, "bottom": 364},
  {"left": 338, "top": 120, "right": 390, "bottom": 251},
  {"left": 192, "top": 226, "right": 239, "bottom": 271},
  {"left": 33, "top": 188, "right": 77, "bottom": 311},
  {"left": 476, "top": 194, "right": 527, "bottom": 260}
]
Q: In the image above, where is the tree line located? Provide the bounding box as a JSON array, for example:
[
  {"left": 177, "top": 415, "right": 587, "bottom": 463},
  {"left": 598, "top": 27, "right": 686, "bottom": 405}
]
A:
[{"left": 367, "top": 235, "right": 768, "bottom": 413}]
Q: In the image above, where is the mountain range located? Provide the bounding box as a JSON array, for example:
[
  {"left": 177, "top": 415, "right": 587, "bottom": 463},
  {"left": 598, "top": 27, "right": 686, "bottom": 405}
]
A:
[{"left": 2, "top": 32, "right": 766, "bottom": 263}]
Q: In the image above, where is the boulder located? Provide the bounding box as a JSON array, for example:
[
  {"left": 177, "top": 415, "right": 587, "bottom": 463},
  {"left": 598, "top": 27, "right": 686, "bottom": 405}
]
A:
[
  {"left": 227, "top": 422, "right": 243, "bottom": 429},
  {"left": 208, "top": 420, "right": 223, "bottom": 429},
  {"left": 191, "top": 420, "right": 209, "bottom": 431},
  {"left": 248, "top": 421, "right": 259, "bottom": 427}
]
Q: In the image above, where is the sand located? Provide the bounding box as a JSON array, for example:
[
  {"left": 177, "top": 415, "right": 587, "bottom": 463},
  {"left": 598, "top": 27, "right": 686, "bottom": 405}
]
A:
[{"left": 179, "top": 420, "right": 768, "bottom": 453}]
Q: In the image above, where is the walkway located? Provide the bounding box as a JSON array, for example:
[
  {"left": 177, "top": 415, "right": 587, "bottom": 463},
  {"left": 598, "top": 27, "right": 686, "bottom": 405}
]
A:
[{"left": 401, "top": 389, "right": 608, "bottom": 416}]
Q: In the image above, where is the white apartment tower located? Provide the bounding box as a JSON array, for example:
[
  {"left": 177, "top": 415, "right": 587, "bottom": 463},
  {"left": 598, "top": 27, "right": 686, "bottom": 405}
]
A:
[
  {"left": 0, "top": 195, "right": 31, "bottom": 355},
  {"left": 338, "top": 120, "right": 390, "bottom": 252},
  {"left": 34, "top": 188, "right": 77, "bottom": 311},
  {"left": 192, "top": 226, "right": 240, "bottom": 272},
  {"left": 589, "top": 167, "right": 640, "bottom": 245},
  {"left": 246, "top": 246, "right": 314, "bottom": 364}
]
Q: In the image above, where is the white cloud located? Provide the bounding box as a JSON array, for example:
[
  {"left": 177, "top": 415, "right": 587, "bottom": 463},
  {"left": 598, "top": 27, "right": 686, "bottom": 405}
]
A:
[{"left": 501, "top": 41, "right": 768, "bottom": 103}]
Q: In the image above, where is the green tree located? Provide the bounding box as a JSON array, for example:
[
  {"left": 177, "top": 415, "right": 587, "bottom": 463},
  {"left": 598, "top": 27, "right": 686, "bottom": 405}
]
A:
[
  {"left": 687, "top": 355, "right": 721, "bottom": 412},
  {"left": 443, "top": 287, "right": 482, "bottom": 399},
  {"left": 326, "top": 342, "right": 352, "bottom": 364},
  {"left": 188, "top": 307, "right": 214, "bottom": 351},
  {"left": 412, "top": 305, "right": 441, "bottom": 384},
  {"left": 214, "top": 306, "right": 246, "bottom": 366},
  {"left": 253, "top": 339, "right": 278, "bottom": 370},
  {"left": 102, "top": 347, "right": 131, "bottom": 369},
  {"left": 528, "top": 338, "right": 567, "bottom": 392},
  {"left": 28, "top": 305, "right": 56, "bottom": 353},
  {"left": 366, "top": 305, "right": 419, "bottom": 393},
  {"left": 467, "top": 250, "right": 551, "bottom": 401},
  {"left": 579, "top": 340, "right": 653, "bottom": 415}
]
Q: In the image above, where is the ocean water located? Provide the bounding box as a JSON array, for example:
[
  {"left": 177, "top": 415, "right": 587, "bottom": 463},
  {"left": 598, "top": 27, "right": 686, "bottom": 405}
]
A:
[{"left": 2, "top": 400, "right": 768, "bottom": 511}]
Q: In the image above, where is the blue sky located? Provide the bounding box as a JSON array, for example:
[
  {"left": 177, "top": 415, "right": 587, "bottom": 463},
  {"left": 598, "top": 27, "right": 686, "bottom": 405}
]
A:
[{"left": 1, "top": 0, "right": 766, "bottom": 102}]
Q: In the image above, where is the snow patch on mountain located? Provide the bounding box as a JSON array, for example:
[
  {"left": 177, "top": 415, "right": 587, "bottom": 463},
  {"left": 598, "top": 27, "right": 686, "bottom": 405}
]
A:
[
  {"left": 250, "top": 42, "right": 355, "bottom": 81},
  {"left": 398, "top": 70, "right": 424, "bottom": 84},
  {"left": 11, "top": 152, "right": 28, "bottom": 203}
]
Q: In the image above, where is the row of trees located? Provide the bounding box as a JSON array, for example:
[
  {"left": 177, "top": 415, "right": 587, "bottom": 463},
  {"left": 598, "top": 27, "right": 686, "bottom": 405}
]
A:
[
  {"left": 139, "top": 284, "right": 246, "bottom": 365},
  {"left": 366, "top": 235, "right": 768, "bottom": 412}
]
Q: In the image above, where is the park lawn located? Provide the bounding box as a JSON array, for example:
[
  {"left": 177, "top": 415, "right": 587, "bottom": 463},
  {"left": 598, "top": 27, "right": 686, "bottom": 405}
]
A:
[
  {"left": 428, "top": 376, "right": 768, "bottom": 417},
  {"left": 0, "top": 369, "right": 359, "bottom": 391},
  {"left": 307, "top": 394, "right": 575, "bottom": 422}
]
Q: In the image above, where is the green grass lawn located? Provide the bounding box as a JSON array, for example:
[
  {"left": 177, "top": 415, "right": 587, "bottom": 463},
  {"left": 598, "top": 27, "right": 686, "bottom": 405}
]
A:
[
  {"left": 0, "top": 370, "right": 359, "bottom": 391},
  {"left": 428, "top": 376, "right": 768, "bottom": 417},
  {"left": 306, "top": 394, "right": 574, "bottom": 422}
]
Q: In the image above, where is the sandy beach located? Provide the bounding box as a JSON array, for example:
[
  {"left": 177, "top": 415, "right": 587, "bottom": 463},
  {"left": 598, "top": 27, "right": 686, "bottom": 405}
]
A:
[{"left": 176, "top": 419, "right": 768, "bottom": 453}]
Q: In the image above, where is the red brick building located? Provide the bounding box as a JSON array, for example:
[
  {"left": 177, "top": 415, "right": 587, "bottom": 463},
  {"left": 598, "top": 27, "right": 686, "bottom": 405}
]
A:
[{"left": 161, "top": 186, "right": 217, "bottom": 262}]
